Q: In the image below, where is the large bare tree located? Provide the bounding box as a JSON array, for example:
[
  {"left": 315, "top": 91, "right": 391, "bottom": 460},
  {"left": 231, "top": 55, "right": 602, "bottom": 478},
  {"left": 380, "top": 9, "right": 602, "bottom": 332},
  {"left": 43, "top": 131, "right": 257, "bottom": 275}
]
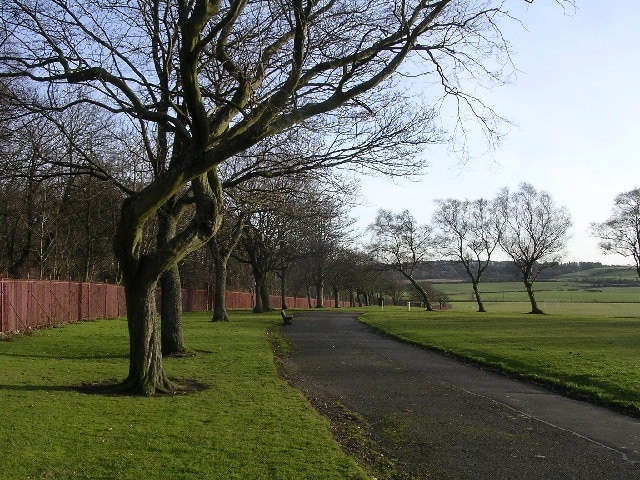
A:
[
  {"left": 433, "top": 197, "right": 501, "bottom": 312},
  {"left": 496, "top": 183, "right": 572, "bottom": 314},
  {"left": 1, "top": 0, "right": 559, "bottom": 394},
  {"left": 369, "top": 209, "right": 435, "bottom": 310},
  {"left": 591, "top": 188, "right": 640, "bottom": 279}
]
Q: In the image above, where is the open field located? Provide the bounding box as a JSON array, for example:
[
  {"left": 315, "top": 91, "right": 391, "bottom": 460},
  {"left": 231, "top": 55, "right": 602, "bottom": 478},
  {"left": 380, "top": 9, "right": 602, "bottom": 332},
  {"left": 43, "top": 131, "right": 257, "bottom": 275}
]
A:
[
  {"left": 435, "top": 280, "right": 640, "bottom": 303},
  {"left": 361, "top": 304, "right": 640, "bottom": 414},
  {"left": 0, "top": 312, "right": 366, "bottom": 480},
  {"left": 556, "top": 265, "right": 639, "bottom": 281}
]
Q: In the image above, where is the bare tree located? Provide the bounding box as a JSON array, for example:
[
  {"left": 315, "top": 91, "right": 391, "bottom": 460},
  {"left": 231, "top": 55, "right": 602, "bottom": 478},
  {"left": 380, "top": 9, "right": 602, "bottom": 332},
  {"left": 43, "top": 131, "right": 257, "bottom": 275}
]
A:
[
  {"left": 369, "top": 209, "right": 435, "bottom": 310},
  {"left": 496, "top": 183, "right": 572, "bottom": 314},
  {"left": 297, "top": 190, "right": 353, "bottom": 308},
  {"left": 378, "top": 270, "right": 410, "bottom": 306},
  {"left": 591, "top": 188, "right": 640, "bottom": 279},
  {"left": 1, "top": 0, "right": 559, "bottom": 394},
  {"left": 433, "top": 198, "right": 501, "bottom": 312}
]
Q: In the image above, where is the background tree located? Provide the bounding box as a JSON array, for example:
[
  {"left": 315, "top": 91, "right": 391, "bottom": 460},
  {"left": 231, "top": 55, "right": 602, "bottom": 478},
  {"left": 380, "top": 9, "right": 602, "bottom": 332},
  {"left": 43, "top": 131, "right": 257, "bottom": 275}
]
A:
[
  {"left": 2, "top": 0, "right": 545, "bottom": 394},
  {"left": 238, "top": 208, "right": 279, "bottom": 313},
  {"left": 298, "top": 191, "right": 353, "bottom": 308},
  {"left": 369, "top": 209, "right": 435, "bottom": 311},
  {"left": 433, "top": 197, "right": 500, "bottom": 312},
  {"left": 324, "top": 246, "right": 362, "bottom": 308},
  {"left": 0, "top": 96, "right": 124, "bottom": 281},
  {"left": 496, "top": 183, "right": 572, "bottom": 314},
  {"left": 591, "top": 188, "right": 640, "bottom": 279},
  {"left": 208, "top": 204, "right": 246, "bottom": 321},
  {"left": 378, "top": 270, "right": 411, "bottom": 306},
  {"left": 267, "top": 177, "right": 329, "bottom": 311}
]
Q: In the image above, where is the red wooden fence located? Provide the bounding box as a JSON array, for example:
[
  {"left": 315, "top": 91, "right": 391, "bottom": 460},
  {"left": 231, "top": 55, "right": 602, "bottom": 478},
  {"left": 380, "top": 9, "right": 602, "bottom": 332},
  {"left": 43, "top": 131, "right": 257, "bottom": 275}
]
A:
[{"left": 0, "top": 280, "right": 350, "bottom": 333}]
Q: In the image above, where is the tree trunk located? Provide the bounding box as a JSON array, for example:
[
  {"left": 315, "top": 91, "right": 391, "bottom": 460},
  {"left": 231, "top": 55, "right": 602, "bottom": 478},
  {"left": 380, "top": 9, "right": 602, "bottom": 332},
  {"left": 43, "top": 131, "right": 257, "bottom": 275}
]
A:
[
  {"left": 279, "top": 268, "right": 288, "bottom": 310},
  {"left": 160, "top": 265, "right": 187, "bottom": 355},
  {"left": 208, "top": 215, "right": 244, "bottom": 322},
  {"left": 253, "top": 272, "right": 265, "bottom": 313},
  {"left": 333, "top": 286, "right": 340, "bottom": 308},
  {"left": 118, "top": 279, "right": 173, "bottom": 395},
  {"left": 157, "top": 204, "right": 187, "bottom": 355},
  {"left": 315, "top": 280, "right": 324, "bottom": 308},
  {"left": 407, "top": 275, "right": 433, "bottom": 311},
  {"left": 471, "top": 280, "right": 486, "bottom": 313},
  {"left": 524, "top": 279, "right": 544, "bottom": 314},
  {"left": 113, "top": 170, "right": 223, "bottom": 395},
  {"left": 209, "top": 239, "right": 230, "bottom": 321},
  {"left": 212, "top": 262, "right": 229, "bottom": 321},
  {"left": 306, "top": 285, "right": 313, "bottom": 308},
  {"left": 260, "top": 282, "right": 271, "bottom": 311}
]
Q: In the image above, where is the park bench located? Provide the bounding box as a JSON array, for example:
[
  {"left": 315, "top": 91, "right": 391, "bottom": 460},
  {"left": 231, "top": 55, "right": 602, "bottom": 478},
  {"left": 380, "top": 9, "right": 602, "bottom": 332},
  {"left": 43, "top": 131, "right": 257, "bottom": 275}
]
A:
[{"left": 281, "top": 309, "right": 293, "bottom": 325}]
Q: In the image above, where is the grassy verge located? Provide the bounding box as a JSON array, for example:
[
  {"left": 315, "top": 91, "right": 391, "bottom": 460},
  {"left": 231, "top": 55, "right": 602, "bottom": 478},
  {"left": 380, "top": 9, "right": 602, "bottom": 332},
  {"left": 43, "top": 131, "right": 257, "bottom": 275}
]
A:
[
  {"left": 0, "top": 312, "right": 367, "bottom": 480},
  {"left": 361, "top": 304, "right": 640, "bottom": 414}
]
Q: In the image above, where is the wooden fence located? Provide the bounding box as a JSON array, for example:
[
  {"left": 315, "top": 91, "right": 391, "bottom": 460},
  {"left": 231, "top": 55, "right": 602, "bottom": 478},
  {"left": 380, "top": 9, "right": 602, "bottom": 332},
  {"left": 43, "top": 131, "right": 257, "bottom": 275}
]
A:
[{"left": 0, "top": 280, "right": 349, "bottom": 333}]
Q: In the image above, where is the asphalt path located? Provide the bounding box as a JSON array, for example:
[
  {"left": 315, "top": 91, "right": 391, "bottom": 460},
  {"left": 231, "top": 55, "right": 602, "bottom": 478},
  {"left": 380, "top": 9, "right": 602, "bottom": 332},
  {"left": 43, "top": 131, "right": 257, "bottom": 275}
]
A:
[{"left": 280, "top": 311, "right": 640, "bottom": 480}]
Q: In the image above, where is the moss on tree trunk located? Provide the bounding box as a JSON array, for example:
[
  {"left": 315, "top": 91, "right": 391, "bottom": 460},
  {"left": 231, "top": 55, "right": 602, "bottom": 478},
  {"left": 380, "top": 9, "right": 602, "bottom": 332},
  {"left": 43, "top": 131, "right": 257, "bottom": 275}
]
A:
[{"left": 118, "top": 279, "right": 174, "bottom": 395}]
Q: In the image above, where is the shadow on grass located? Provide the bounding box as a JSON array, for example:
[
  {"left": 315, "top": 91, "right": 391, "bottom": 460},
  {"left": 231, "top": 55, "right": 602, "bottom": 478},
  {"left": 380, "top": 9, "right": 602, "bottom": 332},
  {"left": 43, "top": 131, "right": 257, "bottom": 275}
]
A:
[
  {"left": 74, "top": 378, "right": 209, "bottom": 396},
  {"left": 0, "top": 384, "right": 77, "bottom": 392},
  {"left": 0, "top": 352, "right": 128, "bottom": 360},
  {"left": 0, "top": 378, "right": 209, "bottom": 396}
]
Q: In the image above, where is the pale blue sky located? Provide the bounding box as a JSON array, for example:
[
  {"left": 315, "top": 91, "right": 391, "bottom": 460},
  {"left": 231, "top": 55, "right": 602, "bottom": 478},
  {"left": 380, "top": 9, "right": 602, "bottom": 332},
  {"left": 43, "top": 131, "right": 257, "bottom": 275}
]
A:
[{"left": 353, "top": 1, "right": 640, "bottom": 265}]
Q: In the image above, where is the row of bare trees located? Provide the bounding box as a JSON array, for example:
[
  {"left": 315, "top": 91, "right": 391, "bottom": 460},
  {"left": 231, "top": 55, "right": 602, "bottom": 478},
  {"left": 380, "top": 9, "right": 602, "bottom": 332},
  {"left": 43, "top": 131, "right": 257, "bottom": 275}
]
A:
[
  {"left": 368, "top": 183, "right": 573, "bottom": 315},
  {"left": 366, "top": 184, "right": 640, "bottom": 316},
  {"left": 0, "top": 119, "right": 386, "bottom": 309}
]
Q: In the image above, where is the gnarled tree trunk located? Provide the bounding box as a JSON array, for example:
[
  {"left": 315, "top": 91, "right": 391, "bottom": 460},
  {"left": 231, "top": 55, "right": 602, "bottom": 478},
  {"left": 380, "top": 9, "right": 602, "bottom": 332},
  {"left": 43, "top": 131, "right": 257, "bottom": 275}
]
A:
[
  {"left": 160, "top": 265, "right": 186, "bottom": 355},
  {"left": 119, "top": 278, "right": 173, "bottom": 394},
  {"left": 210, "top": 241, "right": 230, "bottom": 321},
  {"left": 471, "top": 280, "right": 486, "bottom": 313},
  {"left": 524, "top": 279, "right": 544, "bottom": 314},
  {"left": 157, "top": 203, "right": 187, "bottom": 355}
]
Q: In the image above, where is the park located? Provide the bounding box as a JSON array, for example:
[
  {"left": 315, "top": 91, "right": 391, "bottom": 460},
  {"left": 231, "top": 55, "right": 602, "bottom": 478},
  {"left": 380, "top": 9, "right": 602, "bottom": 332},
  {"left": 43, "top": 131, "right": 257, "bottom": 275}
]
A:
[{"left": 2, "top": 0, "right": 640, "bottom": 478}]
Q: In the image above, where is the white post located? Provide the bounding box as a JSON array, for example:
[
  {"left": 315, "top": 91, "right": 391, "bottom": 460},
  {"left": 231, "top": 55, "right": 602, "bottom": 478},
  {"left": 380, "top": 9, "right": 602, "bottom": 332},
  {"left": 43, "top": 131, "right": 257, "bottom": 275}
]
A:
[{"left": 407, "top": 301, "right": 411, "bottom": 312}]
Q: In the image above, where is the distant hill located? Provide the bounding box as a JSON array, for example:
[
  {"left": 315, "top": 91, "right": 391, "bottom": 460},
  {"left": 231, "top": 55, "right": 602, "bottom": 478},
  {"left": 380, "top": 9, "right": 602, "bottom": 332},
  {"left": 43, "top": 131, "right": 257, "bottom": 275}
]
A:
[{"left": 418, "top": 261, "right": 639, "bottom": 285}]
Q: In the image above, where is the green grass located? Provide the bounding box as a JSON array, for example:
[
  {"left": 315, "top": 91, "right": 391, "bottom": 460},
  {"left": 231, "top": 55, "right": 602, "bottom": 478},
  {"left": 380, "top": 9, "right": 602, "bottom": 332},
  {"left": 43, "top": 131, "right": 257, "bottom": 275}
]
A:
[
  {"left": 556, "top": 265, "right": 639, "bottom": 281},
  {"left": 0, "top": 312, "right": 367, "bottom": 480},
  {"left": 361, "top": 304, "right": 640, "bottom": 414},
  {"left": 436, "top": 280, "right": 640, "bottom": 303}
]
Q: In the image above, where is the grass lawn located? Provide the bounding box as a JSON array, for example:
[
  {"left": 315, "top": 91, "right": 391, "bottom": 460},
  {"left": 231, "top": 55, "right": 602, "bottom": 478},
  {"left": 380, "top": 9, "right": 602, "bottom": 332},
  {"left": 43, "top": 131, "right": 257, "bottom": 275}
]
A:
[
  {"left": 361, "top": 303, "right": 640, "bottom": 414},
  {"left": 0, "top": 312, "right": 367, "bottom": 480}
]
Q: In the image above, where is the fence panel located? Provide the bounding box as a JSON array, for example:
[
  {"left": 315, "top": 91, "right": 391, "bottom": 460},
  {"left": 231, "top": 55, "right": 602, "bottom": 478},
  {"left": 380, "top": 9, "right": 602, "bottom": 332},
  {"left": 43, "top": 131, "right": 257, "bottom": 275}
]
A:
[
  {"left": 0, "top": 280, "right": 124, "bottom": 333},
  {"left": 1, "top": 279, "right": 352, "bottom": 333}
]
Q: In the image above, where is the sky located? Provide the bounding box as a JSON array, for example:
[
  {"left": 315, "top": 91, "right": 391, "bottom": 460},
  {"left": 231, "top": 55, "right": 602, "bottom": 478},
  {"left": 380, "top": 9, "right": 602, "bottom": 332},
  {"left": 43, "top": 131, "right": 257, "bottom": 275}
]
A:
[{"left": 352, "top": 1, "right": 640, "bottom": 265}]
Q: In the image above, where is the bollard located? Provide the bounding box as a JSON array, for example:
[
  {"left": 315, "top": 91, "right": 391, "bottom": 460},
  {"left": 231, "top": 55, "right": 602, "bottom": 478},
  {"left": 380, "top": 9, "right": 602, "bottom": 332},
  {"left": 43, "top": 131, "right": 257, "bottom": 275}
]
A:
[{"left": 407, "top": 301, "right": 411, "bottom": 312}]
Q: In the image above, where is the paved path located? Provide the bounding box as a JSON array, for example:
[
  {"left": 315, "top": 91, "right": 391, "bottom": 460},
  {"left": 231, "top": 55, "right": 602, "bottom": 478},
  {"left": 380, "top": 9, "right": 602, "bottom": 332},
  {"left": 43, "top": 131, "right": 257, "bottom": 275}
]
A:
[{"left": 280, "top": 311, "right": 640, "bottom": 479}]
